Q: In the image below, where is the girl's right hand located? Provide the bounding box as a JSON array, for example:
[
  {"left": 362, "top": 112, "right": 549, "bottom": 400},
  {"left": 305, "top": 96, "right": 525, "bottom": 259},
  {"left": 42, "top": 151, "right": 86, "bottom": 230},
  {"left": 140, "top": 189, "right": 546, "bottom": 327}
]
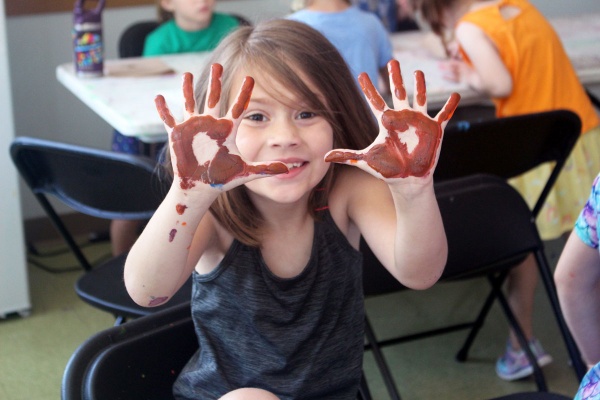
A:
[{"left": 154, "top": 64, "right": 288, "bottom": 193}]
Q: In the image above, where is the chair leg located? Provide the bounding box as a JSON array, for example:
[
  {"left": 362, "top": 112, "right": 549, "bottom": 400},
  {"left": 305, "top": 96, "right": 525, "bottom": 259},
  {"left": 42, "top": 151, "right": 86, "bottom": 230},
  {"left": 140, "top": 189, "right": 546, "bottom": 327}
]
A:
[
  {"left": 364, "top": 316, "right": 402, "bottom": 400},
  {"left": 456, "top": 287, "right": 497, "bottom": 362},
  {"left": 357, "top": 372, "right": 373, "bottom": 400},
  {"left": 488, "top": 272, "right": 548, "bottom": 392},
  {"left": 37, "top": 194, "right": 93, "bottom": 271},
  {"left": 534, "top": 250, "right": 587, "bottom": 381}
]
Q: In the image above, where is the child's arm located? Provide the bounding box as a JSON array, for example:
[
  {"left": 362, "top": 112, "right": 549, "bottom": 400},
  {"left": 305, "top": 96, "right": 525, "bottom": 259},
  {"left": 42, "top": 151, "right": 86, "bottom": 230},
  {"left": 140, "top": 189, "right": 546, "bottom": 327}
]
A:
[
  {"left": 443, "top": 22, "right": 512, "bottom": 97},
  {"left": 326, "top": 60, "right": 459, "bottom": 289},
  {"left": 555, "top": 230, "right": 600, "bottom": 365},
  {"left": 124, "top": 66, "right": 288, "bottom": 307}
]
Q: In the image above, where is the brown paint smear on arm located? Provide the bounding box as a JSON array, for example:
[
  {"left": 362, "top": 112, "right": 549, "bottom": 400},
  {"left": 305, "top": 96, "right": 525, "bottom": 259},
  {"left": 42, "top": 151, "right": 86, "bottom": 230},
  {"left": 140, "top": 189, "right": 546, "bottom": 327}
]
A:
[
  {"left": 148, "top": 296, "right": 169, "bottom": 307},
  {"left": 176, "top": 204, "right": 188, "bottom": 215}
]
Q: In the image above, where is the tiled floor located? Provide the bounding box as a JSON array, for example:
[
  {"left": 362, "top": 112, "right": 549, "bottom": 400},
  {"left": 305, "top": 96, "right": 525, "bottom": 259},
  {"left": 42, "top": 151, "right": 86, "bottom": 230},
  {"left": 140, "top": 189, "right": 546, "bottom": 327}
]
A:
[{"left": 0, "top": 237, "right": 581, "bottom": 399}]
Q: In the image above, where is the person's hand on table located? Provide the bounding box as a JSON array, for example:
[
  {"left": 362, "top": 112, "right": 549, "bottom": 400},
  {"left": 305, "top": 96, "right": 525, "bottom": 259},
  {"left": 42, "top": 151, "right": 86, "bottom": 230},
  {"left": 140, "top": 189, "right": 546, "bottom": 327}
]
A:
[
  {"left": 325, "top": 59, "right": 460, "bottom": 185},
  {"left": 154, "top": 64, "right": 288, "bottom": 193}
]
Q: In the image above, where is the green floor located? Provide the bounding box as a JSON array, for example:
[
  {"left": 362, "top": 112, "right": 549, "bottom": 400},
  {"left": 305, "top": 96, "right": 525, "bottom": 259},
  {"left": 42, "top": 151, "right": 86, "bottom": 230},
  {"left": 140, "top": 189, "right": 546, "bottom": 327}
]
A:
[{"left": 0, "top": 238, "right": 580, "bottom": 399}]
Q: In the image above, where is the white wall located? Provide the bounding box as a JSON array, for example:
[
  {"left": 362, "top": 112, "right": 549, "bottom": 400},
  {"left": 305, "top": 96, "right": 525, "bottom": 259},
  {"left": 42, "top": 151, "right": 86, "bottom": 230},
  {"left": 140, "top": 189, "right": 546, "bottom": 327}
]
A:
[
  {"left": 5, "top": 0, "right": 600, "bottom": 220},
  {"left": 0, "top": 0, "right": 31, "bottom": 316}
]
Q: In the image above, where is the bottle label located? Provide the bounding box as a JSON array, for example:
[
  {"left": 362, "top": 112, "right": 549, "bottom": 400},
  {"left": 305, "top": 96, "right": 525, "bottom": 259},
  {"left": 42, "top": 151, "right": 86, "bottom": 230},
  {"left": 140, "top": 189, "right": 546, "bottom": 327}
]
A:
[{"left": 73, "top": 26, "right": 103, "bottom": 77}]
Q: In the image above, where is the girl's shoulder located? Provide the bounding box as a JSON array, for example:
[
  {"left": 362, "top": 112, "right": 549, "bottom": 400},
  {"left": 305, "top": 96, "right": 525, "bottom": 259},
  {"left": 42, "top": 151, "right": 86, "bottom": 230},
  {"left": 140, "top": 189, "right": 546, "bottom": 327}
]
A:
[
  {"left": 329, "top": 167, "right": 391, "bottom": 222},
  {"left": 331, "top": 166, "right": 393, "bottom": 203}
]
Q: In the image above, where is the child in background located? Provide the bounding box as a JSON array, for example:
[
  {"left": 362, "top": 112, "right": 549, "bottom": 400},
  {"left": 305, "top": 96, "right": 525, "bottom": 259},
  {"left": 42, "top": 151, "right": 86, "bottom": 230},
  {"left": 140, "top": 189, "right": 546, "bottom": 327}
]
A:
[
  {"left": 110, "top": 0, "right": 240, "bottom": 256},
  {"left": 287, "top": 0, "right": 393, "bottom": 93},
  {"left": 352, "top": 0, "right": 398, "bottom": 31},
  {"left": 142, "top": 0, "right": 240, "bottom": 56},
  {"left": 555, "top": 173, "right": 600, "bottom": 370},
  {"left": 411, "top": 0, "right": 600, "bottom": 382},
  {"left": 353, "top": 0, "right": 420, "bottom": 31},
  {"left": 124, "top": 19, "right": 459, "bottom": 399}
]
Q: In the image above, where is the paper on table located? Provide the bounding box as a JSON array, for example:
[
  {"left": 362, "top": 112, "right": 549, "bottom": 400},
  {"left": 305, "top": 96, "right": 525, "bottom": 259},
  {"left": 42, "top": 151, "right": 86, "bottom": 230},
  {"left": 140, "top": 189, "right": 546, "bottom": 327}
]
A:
[{"left": 104, "top": 58, "right": 176, "bottom": 77}]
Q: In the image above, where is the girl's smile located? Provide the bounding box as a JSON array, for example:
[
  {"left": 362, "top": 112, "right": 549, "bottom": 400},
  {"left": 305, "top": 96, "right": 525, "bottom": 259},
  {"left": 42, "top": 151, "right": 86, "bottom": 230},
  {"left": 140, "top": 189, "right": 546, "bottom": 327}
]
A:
[{"left": 229, "top": 70, "right": 334, "bottom": 204}]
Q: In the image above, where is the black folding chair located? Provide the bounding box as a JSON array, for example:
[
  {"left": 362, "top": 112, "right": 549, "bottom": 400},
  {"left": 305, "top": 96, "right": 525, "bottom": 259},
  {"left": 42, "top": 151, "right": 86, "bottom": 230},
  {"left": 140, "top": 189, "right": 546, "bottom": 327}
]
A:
[
  {"left": 10, "top": 136, "right": 191, "bottom": 325},
  {"left": 60, "top": 300, "right": 373, "bottom": 400},
  {"left": 362, "top": 110, "right": 585, "bottom": 398}
]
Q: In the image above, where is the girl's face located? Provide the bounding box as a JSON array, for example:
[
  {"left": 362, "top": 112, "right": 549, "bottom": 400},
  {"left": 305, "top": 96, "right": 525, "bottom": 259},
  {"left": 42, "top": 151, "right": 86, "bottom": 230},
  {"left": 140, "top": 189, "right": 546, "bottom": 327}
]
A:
[
  {"left": 230, "top": 69, "right": 334, "bottom": 206},
  {"left": 161, "top": 0, "right": 215, "bottom": 31}
]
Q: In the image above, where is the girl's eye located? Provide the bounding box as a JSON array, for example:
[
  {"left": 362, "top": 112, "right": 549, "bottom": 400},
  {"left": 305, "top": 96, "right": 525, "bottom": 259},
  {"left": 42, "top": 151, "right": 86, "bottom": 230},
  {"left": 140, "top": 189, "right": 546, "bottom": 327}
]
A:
[
  {"left": 297, "top": 111, "right": 316, "bottom": 119},
  {"left": 245, "top": 113, "right": 266, "bottom": 122}
]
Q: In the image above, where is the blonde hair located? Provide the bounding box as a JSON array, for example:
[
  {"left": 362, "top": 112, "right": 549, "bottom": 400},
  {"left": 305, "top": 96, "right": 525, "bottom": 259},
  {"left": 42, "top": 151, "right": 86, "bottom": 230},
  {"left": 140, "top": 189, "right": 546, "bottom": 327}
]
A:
[{"left": 165, "top": 19, "right": 377, "bottom": 246}]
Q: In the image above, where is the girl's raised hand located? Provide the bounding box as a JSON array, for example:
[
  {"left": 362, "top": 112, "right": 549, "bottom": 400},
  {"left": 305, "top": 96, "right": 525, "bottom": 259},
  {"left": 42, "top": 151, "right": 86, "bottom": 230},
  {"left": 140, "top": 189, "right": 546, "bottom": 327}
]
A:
[
  {"left": 155, "top": 64, "right": 288, "bottom": 192},
  {"left": 325, "top": 60, "right": 460, "bottom": 183}
]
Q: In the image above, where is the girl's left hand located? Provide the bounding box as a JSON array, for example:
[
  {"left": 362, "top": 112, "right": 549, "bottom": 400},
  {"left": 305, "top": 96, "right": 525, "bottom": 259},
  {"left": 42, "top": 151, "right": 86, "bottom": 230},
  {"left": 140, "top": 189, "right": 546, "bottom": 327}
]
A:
[{"left": 325, "top": 60, "right": 460, "bottom": 183}]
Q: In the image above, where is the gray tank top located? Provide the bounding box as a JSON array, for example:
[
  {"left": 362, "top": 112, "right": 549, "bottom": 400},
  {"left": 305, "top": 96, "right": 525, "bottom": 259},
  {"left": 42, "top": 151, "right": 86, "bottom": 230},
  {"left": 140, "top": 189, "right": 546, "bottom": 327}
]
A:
[{"left": 173, "top": 210, "right": 365, "bottom": 400}]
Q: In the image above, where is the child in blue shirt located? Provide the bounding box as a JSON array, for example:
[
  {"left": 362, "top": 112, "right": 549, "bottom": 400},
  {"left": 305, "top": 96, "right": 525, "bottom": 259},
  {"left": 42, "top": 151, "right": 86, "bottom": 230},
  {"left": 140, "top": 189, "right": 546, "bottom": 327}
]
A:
[{"left": 287, "top": 0, "right": 393, "bottom": 93}]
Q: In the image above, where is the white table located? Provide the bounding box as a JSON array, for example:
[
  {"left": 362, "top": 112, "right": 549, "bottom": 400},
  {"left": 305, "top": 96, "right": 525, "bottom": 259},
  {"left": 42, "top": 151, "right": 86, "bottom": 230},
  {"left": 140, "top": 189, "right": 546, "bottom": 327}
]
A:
[
  {"left": 56, "top": 48, "right": 479, "bottom": 143},
  {"left": 56, "top": 53, "right": 211, "bottom": 143},
  {"left": 57, "top": 13, "right": 600, "bottom": 143}
]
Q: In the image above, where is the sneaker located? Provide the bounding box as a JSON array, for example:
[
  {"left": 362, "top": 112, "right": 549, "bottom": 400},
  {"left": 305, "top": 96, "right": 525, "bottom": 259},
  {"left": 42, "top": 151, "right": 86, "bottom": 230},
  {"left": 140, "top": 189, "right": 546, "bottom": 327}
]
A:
[{"left": 496, "top": 338, "right": 553, "bottom": 381}]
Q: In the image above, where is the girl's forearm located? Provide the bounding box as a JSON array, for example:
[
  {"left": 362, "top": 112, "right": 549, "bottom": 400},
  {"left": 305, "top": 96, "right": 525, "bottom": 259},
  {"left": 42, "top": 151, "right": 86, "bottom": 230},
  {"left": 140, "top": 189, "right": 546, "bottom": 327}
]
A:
[
  {"left": 124, "top": 185, "right": 218, "bottom": 307},
  {"left": 390, "top": 182, "right": 447, "bottom": 290}
]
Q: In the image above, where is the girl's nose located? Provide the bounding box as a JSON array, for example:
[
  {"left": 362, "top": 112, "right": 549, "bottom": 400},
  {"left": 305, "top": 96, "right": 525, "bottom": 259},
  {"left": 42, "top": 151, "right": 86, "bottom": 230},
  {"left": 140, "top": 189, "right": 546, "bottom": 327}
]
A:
[{"left": 267, "top": 120, "right": 301, "bottom": 148}]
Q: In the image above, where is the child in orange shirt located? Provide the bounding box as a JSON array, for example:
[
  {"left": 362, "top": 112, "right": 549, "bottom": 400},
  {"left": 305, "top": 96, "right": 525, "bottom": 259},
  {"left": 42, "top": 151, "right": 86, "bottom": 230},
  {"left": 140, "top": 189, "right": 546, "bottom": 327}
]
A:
[{"left": 412, "top": 0, "right": 600, "bottom": 382}]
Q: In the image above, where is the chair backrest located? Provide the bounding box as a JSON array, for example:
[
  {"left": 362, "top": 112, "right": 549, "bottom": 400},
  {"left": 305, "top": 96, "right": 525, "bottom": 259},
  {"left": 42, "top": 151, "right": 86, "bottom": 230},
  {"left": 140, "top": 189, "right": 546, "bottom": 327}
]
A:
[
  {"left": 10, "top": 136, "right": 167, "bottom": 270},
  {"left": 62, "top": 300, "right": 371, "bottom": 400},
  {"left": 363, "top": 174, "right": 541, "bottom": 296},
  {"left": 11, "top": 136, "right": 165, "bottom": 220},
  {"left": 364, "top": 110, "right": 580, "bottom": 296},
  {"left": 434, "top": 109, "right": 581, "bottom": 217},
  {"left": 118, "top": 21, "right": 160, "bottom": 58},
  {"left": 435, "top": 174, "right": 541, "bottom": 279},
  {"left": 61, "top": 301, "right": 195, "bottom": 400},
  {"left": 118, "top": 15, "right": 252, "bottom": 59}
]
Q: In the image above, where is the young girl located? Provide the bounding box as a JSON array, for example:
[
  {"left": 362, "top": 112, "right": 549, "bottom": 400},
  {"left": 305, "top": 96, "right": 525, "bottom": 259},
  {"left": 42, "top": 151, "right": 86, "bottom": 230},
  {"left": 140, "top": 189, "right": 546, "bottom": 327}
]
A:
[
  {"left": 411, "top": 0, "right": 600, "bottom": 382},
  {"left": 111, "top": 0, "right": 241, "bottom": 257},
  {"left": 124, "top": 19, "right": 459, "bottom": 399}
]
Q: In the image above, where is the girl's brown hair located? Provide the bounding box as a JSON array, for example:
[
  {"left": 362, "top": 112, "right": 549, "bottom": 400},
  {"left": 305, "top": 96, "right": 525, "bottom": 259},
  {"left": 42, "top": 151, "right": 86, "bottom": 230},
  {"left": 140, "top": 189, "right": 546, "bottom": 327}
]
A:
[{"left": 165, "top": 19, "right": 378, "bottom": 246}]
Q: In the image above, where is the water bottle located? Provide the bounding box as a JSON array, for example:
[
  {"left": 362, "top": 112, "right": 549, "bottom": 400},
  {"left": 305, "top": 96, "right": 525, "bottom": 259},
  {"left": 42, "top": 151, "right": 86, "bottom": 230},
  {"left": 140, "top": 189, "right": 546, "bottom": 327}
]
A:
[{"left": 72, "top": 0, "right": 106, "bottom": 77}]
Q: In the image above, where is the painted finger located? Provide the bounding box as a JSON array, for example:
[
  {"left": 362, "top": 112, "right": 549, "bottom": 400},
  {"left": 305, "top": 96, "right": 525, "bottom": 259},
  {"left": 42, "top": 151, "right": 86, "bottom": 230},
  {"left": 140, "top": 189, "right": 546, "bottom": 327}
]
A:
[
  {"left": 358, "top": 72, "right": 387, "bottom": 116},
  {"left": 155, "top": 95, "right": 176, "bottom": 129},
  {"left": 182, "top": 72, "right": 195, "bottom": 118},
  {"left": 324, "top": 148, "right": 363, "bottom": 165},
  {"left": 229, "top": 76, "right": 254, "bottom": 121},
  {"left": 388, "top": 60, "right": 409, "bottom": 110},
  {"left": 245, "top": 161, "right": 289, "bottom": 177},
  {"left": 205, "top": 64, "right": 224, "bottom": 117},
  {"left": 210, "top": 160, "right": 289, "bottom": 192},
  {"left": 435, "top": 92, "right": 461, "bottom": 129},
  {"left": 412, "top": 70, "right": 428, "bottom": 114}
]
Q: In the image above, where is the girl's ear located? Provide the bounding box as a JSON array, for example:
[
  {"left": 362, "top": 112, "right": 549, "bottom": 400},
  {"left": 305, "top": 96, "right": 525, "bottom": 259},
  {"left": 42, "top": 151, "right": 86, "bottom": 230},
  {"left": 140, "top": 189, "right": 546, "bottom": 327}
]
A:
[{"left": 160, "top": 0, "right": 175, "bottom": 12}]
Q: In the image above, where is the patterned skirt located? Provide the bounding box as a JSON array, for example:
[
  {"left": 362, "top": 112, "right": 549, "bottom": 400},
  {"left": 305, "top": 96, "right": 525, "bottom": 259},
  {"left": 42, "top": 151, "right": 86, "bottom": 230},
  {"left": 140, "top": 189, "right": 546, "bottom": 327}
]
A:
[{"left": 509, "top": 125, "right": 600, "bottom": 240}]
